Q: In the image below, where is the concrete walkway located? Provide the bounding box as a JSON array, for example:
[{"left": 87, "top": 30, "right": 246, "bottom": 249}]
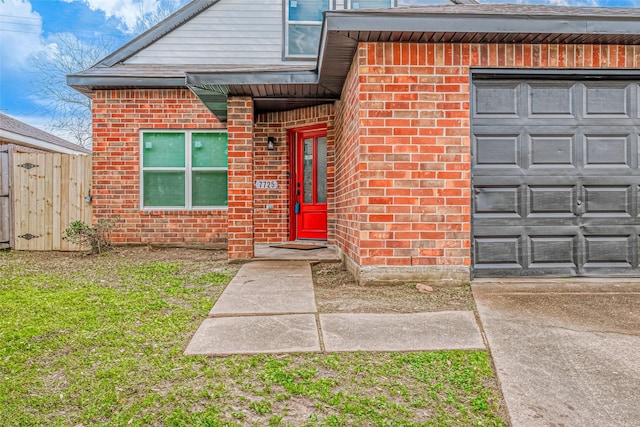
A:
[
  {"left": 185, "top": 261, "right": 484, "bottom": 356},
  {"left": 185, "top": 263, "right": 640, "bottom": 425},
  {"left": 473, "top": 279, "right": 640, "bottom": 427}
]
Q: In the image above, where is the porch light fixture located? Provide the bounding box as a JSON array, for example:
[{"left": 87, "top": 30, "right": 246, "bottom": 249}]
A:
[{"left": 267, "top": 136, "right": 275, "bottom": 151}]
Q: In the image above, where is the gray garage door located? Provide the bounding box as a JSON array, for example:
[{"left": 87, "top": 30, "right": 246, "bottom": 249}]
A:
[{"left": 472, "top": 77, "right": 640, "bottom": 277}]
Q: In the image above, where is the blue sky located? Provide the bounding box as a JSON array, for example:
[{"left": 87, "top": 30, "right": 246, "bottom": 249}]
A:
[
  {"left": 0, "top": 0, "right": 190, "bottom": 138},
  {"left": 0, "top": 0, "right": 639, "bottom": 142}
]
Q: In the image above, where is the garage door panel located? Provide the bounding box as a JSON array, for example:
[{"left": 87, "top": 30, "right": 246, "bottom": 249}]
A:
[
  {"left": 472, "top": 76, "right": 640, "bottom": 277},
  {"left": 473, "top": 231, "right": 581, "bottom": 277},
  {"left": 473, "top": 81, "right": 519, "bottom": 117},
  {"left": 473, "top": 134, "right": 520, "bottom": 168},
  {"left": 529, "top": 133, "right": 576, "bottom": 167},
  {"left": 583, "top": 133, "right": 632, "bottom": 167},
  {"left": 583, "top": 186, "right": 633, "bottom": 218},
  {"left": 528, "top": 186, "right": 577, "bottom": 217},
  {"left": 529, "top": 235, "right": 578, "bottom": 269},
  {"left": 474, "top": 218, "right": 580, "bottom": 228},
  {"left": 474, "top": 235, "right": 523, "bottom": 269},
  {"left": 583, "top": 234, "right": 634, "bottom": 268},
  {"left": 474, "top": 186, "right": 521, "bottom": 218},
  {"left": 520, "top": 125, "right": 583, "bottom": 171},
  {"left": 583, "top": 82, "right": 632, "bottom": 118},
  {"left": 527, "top": 82, "right": 576, "bottom": 117}
]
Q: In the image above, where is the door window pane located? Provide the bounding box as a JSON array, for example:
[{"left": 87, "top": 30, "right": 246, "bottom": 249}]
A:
[
  {"left": 192, "top": 171, "right": 228, "bottom": 206},
  {"left": 143, "top": 171, "right": 185, "bottom": 206},
  {"left": 303, "top": 138, "right": 314, "bottom": 203},
  {"left": 142, "top": 133, "right": 185, "bottom": 167},
  {"left": 317, "top": 137, "right": 327, "bottom": 203},
  {"left": 288, "top": 24, "right": 322, "bottom": 56},
  {"left": 289, "top": 0, "right": 328, "bottom": 21},
  {"left": 192, "top": 133, "right": 227, "bottom": 167}
]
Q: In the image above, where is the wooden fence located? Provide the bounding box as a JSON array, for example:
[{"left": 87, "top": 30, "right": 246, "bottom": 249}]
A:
[
  {"left": 0, "top": 149, "right": 9, "bottom": 249},
  {"left": 0, "top": 151, "right": 92, "bottom": 251}
]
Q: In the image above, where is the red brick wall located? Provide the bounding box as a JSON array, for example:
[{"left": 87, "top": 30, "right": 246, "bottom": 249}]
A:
[
  {"left": 92, "top": 43, "right": 640, "bottom": 266},
  {"left": 227, "top": 97, "right": 254, "bottom": 259},
  {"left": 254, "top": 105, "right": 335, "bottom": 244},
  {"left": 334, "top": 55, "right": 363, "bottom": 265},
  {"left": 92, "top": 89, "right": 227, "bottom": 245},
  {"left": 350, "top": 42, "right": 640, "bottom": 270}
]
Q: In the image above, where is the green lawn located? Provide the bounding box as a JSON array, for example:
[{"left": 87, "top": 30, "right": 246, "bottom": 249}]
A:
[{"left": 0, "top": 249, "right": 506, "bottom": 426}]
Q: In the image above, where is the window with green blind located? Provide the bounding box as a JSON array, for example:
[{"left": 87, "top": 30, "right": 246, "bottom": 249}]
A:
[{"left": 141, "top": 131, "right": 228, "bottom": 208}]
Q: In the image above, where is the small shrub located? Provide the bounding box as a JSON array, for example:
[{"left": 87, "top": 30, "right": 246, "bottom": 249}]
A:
[{"left": 63, "top": 217, "right": 119, "bottom": 254}]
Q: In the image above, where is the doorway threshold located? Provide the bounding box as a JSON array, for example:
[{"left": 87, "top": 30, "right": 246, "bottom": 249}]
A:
[{"left": 254, "top": 242, "right": 340, "bottom": 262}]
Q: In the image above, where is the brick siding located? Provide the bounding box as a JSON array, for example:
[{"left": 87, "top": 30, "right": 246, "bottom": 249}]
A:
[
  {"left": 92, "top": 43, "right": 640, "bottom": 274},
  {"left": 340, "top": 42, "right": 640, "bottom": 275},
  {"left": 227, "top": 97, "right": 254, "bottom": 259},
  {"left": 92, "top": 89, "right": 226, "bottom": 245},
  {"left": 334, "top": 55, "right": 363, "bottom": 266}
]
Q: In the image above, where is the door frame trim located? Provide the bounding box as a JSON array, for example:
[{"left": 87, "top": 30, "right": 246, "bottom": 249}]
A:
[{"left": 288, "top": 123, "right": 328, "bottom": 241}]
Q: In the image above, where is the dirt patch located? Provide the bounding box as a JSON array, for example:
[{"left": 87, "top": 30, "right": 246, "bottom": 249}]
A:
[
  {"left": 2, "top": 248, "right": 475, "bottom": 314},
  {"left": 0, "top": 246, "right": 234, "bottom": 282},
  {"left": 312, "top": 263, "right": 476, "bottom": 313}
]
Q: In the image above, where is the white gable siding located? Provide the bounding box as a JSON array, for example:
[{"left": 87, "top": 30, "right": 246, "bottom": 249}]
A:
[{"left": 126, "top": 0, "right": 310, "bottom": 66}]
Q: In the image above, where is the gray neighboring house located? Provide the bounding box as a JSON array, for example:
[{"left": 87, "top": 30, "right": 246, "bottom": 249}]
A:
[{"left": 0, "top": 113, "right": 91, "bottom": 155}]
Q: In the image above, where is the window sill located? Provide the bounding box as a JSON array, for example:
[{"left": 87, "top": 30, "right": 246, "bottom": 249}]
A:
[{"left": 140, "top": 207, "right": 229, "bottom": 216}]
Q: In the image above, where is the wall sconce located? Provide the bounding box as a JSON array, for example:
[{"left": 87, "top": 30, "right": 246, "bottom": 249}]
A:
[{"left": 267, "top": 136, "right": 275, "bottom": 151}]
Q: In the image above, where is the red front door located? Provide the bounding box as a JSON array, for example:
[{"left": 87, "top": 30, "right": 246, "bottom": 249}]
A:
[{"left": 291, "top": 126, "right": 327, "bottom": 240}]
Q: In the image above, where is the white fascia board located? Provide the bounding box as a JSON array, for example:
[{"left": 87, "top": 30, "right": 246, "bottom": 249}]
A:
[{"left": 0, "top": 130, "right": 89, "bottom": 155}]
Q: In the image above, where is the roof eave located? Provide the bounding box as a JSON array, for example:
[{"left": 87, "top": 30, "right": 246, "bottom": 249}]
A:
[
  {"left": 186, "top": 70, "right": 320, "bottom": 86},
  {"left": 317, "top": 10, "right": 640, "bottom": 91},
  {"left": 67, "top": 75, "right": 187, "bottom": 93},
  {"left": 324, "top": 9, "right": 640, "bottom": 35},
  {"left": 186, "top": 70, "right": 339, "bottom": 121},
  {"left": 0, "top": 130, "right": 91, "bottom": 155}
]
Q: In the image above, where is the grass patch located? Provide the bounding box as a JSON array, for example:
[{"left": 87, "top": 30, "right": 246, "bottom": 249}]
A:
[{"left": 0, "top": 249, "right": 506, "bottom": 426}]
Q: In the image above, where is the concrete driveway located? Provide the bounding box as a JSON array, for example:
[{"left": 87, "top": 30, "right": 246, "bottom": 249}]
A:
[{"left": 472, "top": 278, "right": 640, "bottom": 427}]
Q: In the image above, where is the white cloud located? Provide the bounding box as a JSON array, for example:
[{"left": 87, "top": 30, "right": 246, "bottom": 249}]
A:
[
  {"left": 76, "top": 0, "right": 162, "bottom": 33},
  {"left": 0, "top": 0, "right": 45, "bottom": 69},
  {"left": 9, "top": 113, "right": 77, "bottom": 143}
]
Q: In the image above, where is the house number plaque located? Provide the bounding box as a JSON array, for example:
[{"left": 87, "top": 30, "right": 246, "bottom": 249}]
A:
[{"left": 255, "top": 180, "right": 278, "bottom": 189}]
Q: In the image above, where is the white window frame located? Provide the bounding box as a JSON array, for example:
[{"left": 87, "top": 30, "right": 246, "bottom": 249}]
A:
[
  {"left": 283, "top": 0, "right": 395, "bottom": 59},
  {"left": 346, "top": 0, "right": 396, "bottom": 9},
  {"left": 140, "top": 129, "right": 228, "bottom": 210},
  {"left": 284, "top": 0, "right": 334, "bottom": 60}
]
